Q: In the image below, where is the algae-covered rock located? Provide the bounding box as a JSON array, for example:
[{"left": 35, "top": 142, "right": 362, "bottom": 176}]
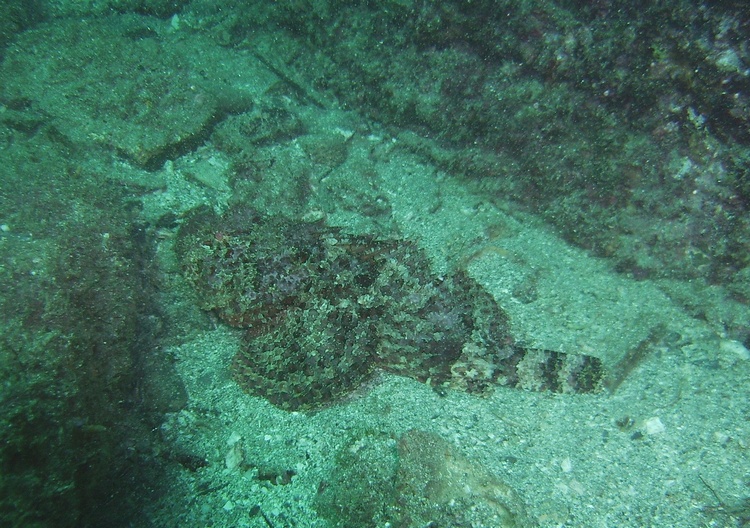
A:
[
  {"left": 396, "top": 429, "right": 532, "bottom": 527},
  {"left": 0, "top": 129, "right": 184, "bottom": 526},
  {"left": 314, "top": 429, "right": 533, "bottom": 527},
  {"left": 0, "top": 15, "right": 274, "bottom": 170},
  {"left": 314, "top": 432, "right": 400, "bottom": 527}
]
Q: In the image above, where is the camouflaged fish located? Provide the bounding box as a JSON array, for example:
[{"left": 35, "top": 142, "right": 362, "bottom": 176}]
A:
[{"left": 176, "top": 206, "right": 604, "bottom": 411}]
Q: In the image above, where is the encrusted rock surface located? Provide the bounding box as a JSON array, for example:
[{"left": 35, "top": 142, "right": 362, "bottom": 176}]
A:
[
  {"left": 315, "top": 429, "right": 533, "bottom": 527},
  {"left": 0, "top": 15, "right": 274, "bottom": 169}
]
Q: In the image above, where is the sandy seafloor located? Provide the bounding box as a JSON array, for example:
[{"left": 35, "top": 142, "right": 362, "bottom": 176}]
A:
[
  {"left": 146, "top": 112, "right": 750, "bottom": 527},
  {"left": 2, "top": 10, "right": 749, "bottom": 528}
]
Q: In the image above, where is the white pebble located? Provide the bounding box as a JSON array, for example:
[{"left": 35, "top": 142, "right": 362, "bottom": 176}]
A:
[
  {"left": 720, "top": 339, "right": 750, "bottom": 360},
  {"left": 644, "top": 417, "right": 665, "bottom": 435},
  {"left": 225, "top": 442, "right": 243, "bottom": 471},
  {"left": 713, "top": 431, "right": 730, "bottom": 445}
]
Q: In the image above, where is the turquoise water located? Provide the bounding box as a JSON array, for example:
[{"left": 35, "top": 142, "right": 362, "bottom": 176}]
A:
[{"left": 1, "top": 1, "right": 749, "bottom": 526}]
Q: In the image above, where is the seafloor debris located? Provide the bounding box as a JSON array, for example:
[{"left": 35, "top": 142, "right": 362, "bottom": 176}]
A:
[{"left": 176, "top": 206, "right": 604, "bottom": 411}]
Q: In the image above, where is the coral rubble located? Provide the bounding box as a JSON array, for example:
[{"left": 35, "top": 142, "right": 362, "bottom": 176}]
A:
[{"left": 177, "top": 207, "right": 603, "bottom": 411}]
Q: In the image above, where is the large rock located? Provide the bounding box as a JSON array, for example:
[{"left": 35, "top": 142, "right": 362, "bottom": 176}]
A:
[{"left": 0, "top": 14, "right": 276, "bottom": 169}]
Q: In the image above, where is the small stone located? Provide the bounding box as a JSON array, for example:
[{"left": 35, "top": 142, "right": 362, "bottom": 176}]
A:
[
  {"left": 713, "top": 431, "right": 730, "bottom": 445},
  {"left": 643, "top": 416, "right": 665, "bottom": 435},
  {"left": 225, "top": 440, "right": 244, "bottom": 471},
  {"left": 568, "top": 479, "right": 585, "bottom": 495},
  {"left": 222, "top": 500, "right": 234, "bottom": 511},
  {"left": 302, "top": 209, "right": 326, "bottom": 223},
  {"left": 719, "top": 339, "right": 750, "bottom": 360}
]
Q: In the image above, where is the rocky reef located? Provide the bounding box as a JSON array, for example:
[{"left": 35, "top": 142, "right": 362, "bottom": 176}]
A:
[{"left": 176, "top": 206, "right": 603, "bottom": 412}]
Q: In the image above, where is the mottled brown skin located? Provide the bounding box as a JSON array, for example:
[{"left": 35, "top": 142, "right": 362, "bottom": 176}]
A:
[{"left": 177, "top": 207, "right": 604, "bottom": 411}]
